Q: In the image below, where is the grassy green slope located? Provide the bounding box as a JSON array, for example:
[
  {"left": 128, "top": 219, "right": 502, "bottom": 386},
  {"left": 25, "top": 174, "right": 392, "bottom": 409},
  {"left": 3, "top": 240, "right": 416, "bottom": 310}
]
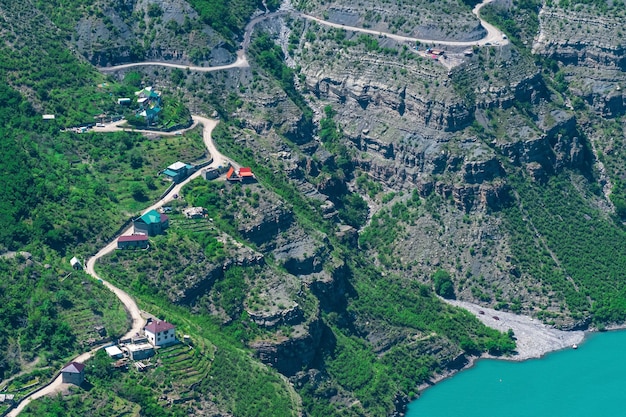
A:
[
  {"left": 502, "top": 174, "right": 626, "bottom": 326},
  {"left": 0, "top": 257, "right": 126, "bottom": 388}
]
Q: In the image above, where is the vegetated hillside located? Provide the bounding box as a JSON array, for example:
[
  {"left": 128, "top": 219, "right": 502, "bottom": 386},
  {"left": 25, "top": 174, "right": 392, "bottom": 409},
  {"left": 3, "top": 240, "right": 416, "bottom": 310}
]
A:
[
  {"left": 33, "top": 0, "right": 282, "bottom": 67},
  {"left": 0, "top": 0, "right": 198, "bottom": 395},
  {"left": 95, "top": 155, "right": 515, "bottom": 416},
  {"left": 0, "top": 255, "right": 127, "bottom": 409},
  {"left": 4, "top": 0, "right": 626, "bottom": 415}
]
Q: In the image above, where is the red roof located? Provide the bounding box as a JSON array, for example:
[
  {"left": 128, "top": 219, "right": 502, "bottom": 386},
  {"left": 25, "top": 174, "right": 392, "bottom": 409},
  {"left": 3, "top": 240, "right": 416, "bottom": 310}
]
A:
[
  {"left": 160, "top": 213, "right": 169, "bottom": 223},
  {"left": 61, "top": 362, "right": 85, "bottom": 374},
  {"left": 118, "top": 235, "right": 148, "bottom": 242},
  {"left": 145, "top": 320, "right": 175, "bottom": 334},
  {"left": 239, "top": 167, "right": 254, "bottom": 177},
  {"left": 226, "top": 166, "right": 235, "bottom": 179}
]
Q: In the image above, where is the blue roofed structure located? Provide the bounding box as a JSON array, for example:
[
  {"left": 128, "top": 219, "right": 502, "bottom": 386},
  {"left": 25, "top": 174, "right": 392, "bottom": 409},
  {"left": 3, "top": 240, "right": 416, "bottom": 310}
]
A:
[
  {"left": 133, "top": 209, "right": 169, "bottom": 236},
  {"left": 161, "top": 161, "right": 193, "bottom": 183}
]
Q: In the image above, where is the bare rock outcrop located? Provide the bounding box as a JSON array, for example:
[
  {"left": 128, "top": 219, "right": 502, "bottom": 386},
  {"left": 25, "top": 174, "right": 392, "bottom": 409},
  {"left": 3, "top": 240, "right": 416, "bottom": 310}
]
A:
[
  {"left": 74, "top": 0, "right": 232, "bottom": 67},
  {"left": 251, "top": 315, "right": 325, "bottom": 376}
]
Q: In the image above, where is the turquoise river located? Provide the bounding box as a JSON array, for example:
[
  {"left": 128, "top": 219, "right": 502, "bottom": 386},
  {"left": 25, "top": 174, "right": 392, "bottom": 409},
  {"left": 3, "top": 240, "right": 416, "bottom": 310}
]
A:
[{"left": 407, "top": 329, "right": 626, "bottom": 417}]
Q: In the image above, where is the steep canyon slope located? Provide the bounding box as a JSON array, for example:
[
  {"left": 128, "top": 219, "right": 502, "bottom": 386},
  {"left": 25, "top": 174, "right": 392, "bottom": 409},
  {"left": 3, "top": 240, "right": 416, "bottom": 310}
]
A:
[{"left": 2, "top": 0, "right": 626, "bottom": 416}]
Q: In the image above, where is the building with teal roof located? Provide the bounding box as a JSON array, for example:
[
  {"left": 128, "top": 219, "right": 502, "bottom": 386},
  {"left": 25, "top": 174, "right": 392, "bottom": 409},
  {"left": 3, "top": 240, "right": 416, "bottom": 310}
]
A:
[
  {"left": 161, "top": 161, "right": 193, "bottom": 183},
  {"left": 133, "top": 209, "right": 169, "bottom": 236}
]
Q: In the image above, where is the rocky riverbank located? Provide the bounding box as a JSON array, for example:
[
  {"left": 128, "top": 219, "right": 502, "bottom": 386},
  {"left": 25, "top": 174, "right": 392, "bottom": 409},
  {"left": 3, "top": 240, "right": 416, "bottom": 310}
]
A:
[
  {"left": 416, "top": 299, "right": 586, "bottom": 399},
  {"left": 446, "top": 299, "right": 585, "bottom": 361}
]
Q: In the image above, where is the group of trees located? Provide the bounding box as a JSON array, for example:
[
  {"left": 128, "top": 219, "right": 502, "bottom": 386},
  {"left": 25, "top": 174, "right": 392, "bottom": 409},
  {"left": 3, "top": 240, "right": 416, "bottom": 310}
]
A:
[
  {"left": 250, "top": 34, "right": 314, "bottom": 127},
  {"left": 503, "top": 174, "right": 626, "bottom": 325},
  {"left": 186, "top": 0, "right": 280, "bottom": 38}
]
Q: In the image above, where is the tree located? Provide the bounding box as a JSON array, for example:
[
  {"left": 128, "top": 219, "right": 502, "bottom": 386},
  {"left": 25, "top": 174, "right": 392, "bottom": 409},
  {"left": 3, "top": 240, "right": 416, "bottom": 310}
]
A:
[
  {"left": 123, "top": 71, "right": 142, "bottom": 88},
  {"left": 129, "top": 151, "right": 143, "bottom": 169},
  {"left": 147, "top": 4, "right": 163, "bottom": 18},
  {"left": 130, "top": 183, "right": 148, "bottom": 201},
  {"left": 432, "top": 269, "right": 455, "bottom": 299},
  {"left": 90, "top": 349, "right": 114, "bottom": 383}
]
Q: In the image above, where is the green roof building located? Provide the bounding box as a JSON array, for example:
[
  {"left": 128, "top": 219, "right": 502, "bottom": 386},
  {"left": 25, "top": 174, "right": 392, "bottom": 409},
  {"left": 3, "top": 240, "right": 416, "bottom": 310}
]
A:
[
  {"left": 161, "top": 161, "right": 193, "bottom": 183},
  {"left": 133, "top": 209, "right": 169, "bottom": 236}
]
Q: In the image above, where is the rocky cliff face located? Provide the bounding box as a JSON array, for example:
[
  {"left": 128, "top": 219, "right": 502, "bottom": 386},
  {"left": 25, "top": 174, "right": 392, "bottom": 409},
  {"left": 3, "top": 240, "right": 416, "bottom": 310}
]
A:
[
  {"left": 533, "top": 4, "right": 626, "bottom": 117},
  {"left": 73, "top": 0, "right": 233, "bottom": 66},
  {"left": 251, "top": 314, "right": 325, "bottom": 376},
  {"left": 299, "top": 0, "right": 483, "bottom": 41},
  {"left": 496, "top": 110, "right": 589, "bottom": 175},
  {"left": 305, "top": 70, "right": 473, "bottom": 133},
  {"left": 282, "top": 15, "right": 571, "bottom": 212},
  {"left": 534, "top": 6, "right": 626, "bottom": 71}
]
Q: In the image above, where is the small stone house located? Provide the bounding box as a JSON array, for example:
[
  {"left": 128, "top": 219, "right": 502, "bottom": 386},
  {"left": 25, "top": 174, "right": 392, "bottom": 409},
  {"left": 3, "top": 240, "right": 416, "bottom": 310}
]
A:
[
  {"left": 144, "top": 320, "right": 176, "bottom": 347},
  {"left": 203, "top": 167, "right": 219, "bottom": 180},
  {"left": 133, "top": 209, "right": 169, "bottom": 236},
  {"left": 61, "top": 362, "right": 85, "bottom": 385},
  {"left": 126, "top": 343, "right": 155, "bottom": 360},
  {"left": 135, "top": 86, "right": 162, "bottom": 125},
  {"left": 105, "top": 345, "right": 124, "bottom": 360},
  {"left": 239, "top": 167, "right": 255, "bottom": 181},
  {"left": 225, "top": 166, "right": 239, "bottom": 181}
]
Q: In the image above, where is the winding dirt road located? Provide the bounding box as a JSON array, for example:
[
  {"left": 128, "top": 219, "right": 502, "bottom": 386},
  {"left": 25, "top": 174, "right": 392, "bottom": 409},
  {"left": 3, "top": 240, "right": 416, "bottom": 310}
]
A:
[
  {"left": 85, "top": 115, "right": 227, "bottom": 337},
  {"left": 99, "top": 51, "right": 249, "bottom": 73},
  {"left": 9, "top": 1, "right": 509, "bottom": 414},
  {"left": 8, "top": 116, "right": 226, "bottom": 417},
  {"left": 297, "top": 0, "right": 508, "bottom": 47},
  {"left": 99, "top": 0, "right": 506, "bottom": 73}
]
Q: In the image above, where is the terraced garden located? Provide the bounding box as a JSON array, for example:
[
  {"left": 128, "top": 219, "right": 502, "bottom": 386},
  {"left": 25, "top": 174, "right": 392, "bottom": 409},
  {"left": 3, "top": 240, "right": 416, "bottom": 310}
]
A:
[{"left": 156, "top": 340, "right": 215, "bottom": 396}]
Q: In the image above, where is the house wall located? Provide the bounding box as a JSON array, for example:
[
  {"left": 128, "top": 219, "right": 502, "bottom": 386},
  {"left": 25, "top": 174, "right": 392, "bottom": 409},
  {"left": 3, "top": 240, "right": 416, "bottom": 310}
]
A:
[
  {"left": 61, "top": 372, "right": 84, "bottom": 385},
  {"left": 146, "top": 329, "right": 176, "bottom": 346},
  {"left": 155, "top": 329, "right": 176, "bottom": 346},
  {"left": 134, "top": 220, "right": 167, "bottom": 237},
  {"left": 133, "top": 221, "right": 152, "bottom": 236},
  {"left": 170, "top": 168, "right": 188, "bottom": 183},
  {"left": 118, "top": 239, "right": 149, "bottom": 249},
  {"left": 129, "top": 347, "right": 154, "bottom": 360},
  {"left": 204, "top": 169, "right": 219, "bottom": 180}
]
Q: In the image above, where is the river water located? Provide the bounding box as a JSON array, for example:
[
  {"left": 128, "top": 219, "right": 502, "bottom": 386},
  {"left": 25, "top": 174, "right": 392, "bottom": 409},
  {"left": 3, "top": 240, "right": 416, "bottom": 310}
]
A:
[{"left": 407, "top": 330, "right": 626, "bottom": 417}]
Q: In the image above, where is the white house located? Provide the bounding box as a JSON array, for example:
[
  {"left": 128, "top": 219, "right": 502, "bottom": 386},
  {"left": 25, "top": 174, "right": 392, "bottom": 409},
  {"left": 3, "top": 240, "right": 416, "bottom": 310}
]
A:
[
  {"left": 144, "top": 320, "right": 176, "bottom": 347},
  {"left": 70, "top": 256, "right": 82, "bottom": 270}
]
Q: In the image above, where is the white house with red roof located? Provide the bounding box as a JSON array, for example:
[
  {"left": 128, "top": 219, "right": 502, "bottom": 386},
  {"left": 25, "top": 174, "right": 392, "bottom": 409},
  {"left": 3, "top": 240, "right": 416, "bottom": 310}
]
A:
[{"left": 144, "top": 319, "right": 176, "bottom": 347}]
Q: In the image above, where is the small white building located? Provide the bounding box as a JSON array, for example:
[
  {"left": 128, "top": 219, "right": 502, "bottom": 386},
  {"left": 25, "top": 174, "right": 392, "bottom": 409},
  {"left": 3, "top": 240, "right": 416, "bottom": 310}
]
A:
[
  {"left": 105, "top": 345, "right": 124, "bottom": 359},
  {"left": 144, "top": 320, "right": 176, "bottom": 347},
  {"left": 70, "top": 256, "right": 82, "bottom": 270}
]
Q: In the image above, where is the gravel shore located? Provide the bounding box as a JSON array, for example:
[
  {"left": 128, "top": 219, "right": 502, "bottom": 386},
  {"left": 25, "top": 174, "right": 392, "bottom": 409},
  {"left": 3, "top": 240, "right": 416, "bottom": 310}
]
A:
[{"left": 446, "top": 299, "right": 585, "bottom": 360}]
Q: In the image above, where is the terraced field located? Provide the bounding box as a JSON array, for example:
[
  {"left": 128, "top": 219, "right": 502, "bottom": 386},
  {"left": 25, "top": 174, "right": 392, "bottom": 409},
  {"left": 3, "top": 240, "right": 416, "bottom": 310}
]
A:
[{"left": 154, "top": 339, "right": 216, "bottom": 403}]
